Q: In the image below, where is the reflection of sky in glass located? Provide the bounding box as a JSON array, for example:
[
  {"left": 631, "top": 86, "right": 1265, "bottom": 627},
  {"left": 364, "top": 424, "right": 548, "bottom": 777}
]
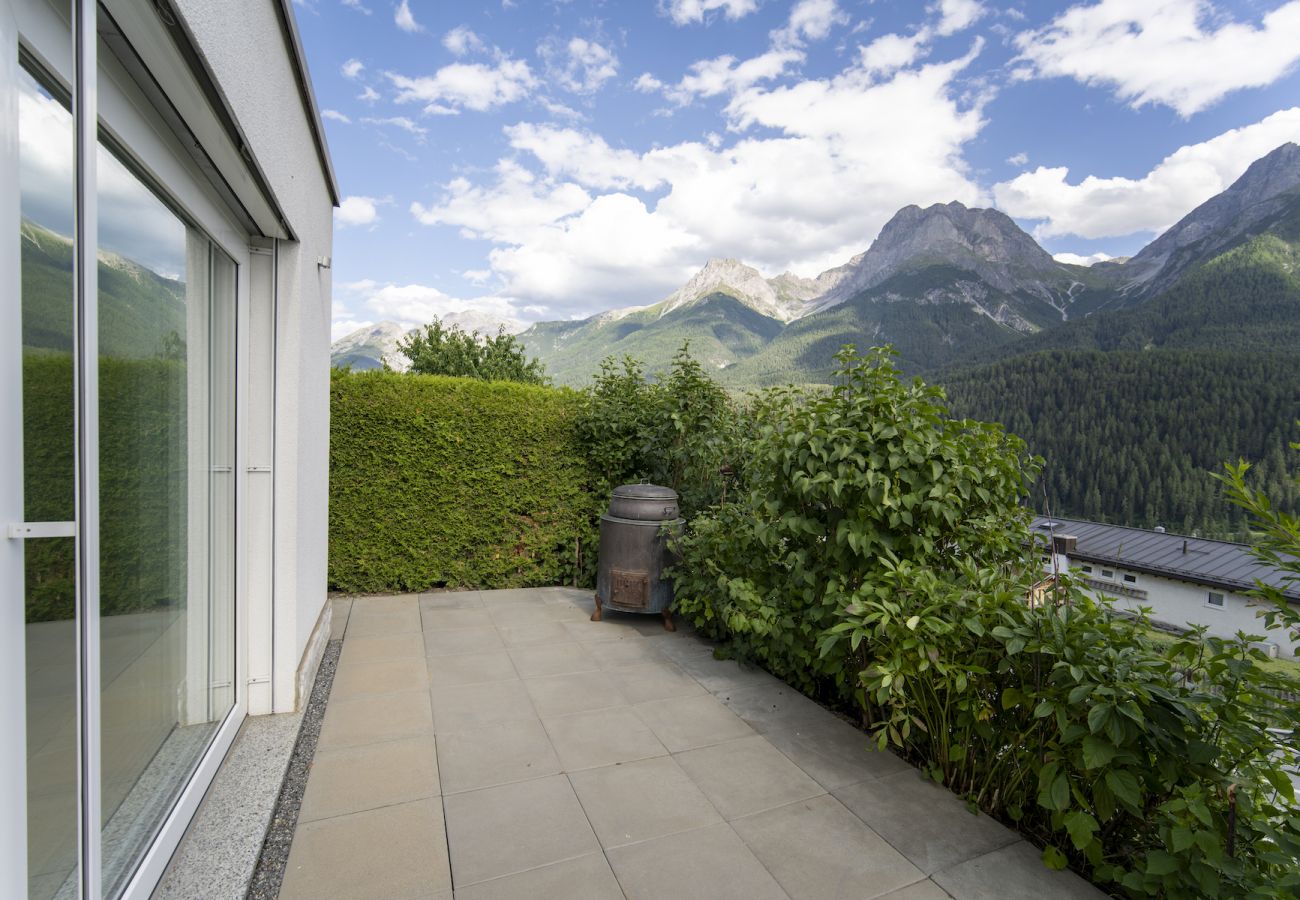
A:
[{"left": 19, "top": 69, "right": 186, "bottom": 281}]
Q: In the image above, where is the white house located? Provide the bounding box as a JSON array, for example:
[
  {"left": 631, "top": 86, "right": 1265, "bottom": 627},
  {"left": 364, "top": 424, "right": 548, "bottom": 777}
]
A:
[
  {"left": 1, "top": 1, "right": 336, "bottom": 897},
  {"left": 1034, "top": 517, "right": 1300, "bottom": 659}
]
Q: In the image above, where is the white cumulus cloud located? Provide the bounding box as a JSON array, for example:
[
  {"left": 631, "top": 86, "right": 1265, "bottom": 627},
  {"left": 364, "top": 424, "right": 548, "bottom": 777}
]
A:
[
  {"left": 1053, "top": 251, "right": 1113, "bottom": 266},
  {"left": 443, "top": 26, "right": 485, "bottom": 56},
  {"left": 388, "top": 58, "right": 537, "bottom": 113},
  {"left": 1015, "top": 0, "right": 1300, "bottom": 117},
  {"left": 341, "top": 58, "right": 365, "bottom": 80},
  {"left": 546, "top": 37, "right": 620, "bottom": 95},
  {"left": 321, "top": 109, "right": 352, "bottom": 123},
  {"left": 335, "top": 195, "right": 380, "bottom": 228},
  {"left": 663, "top": 0, "right": 759, "bottom": 26},
  {"left": 993, "top": 107, "right": 1300, "bottom": 239},
  {"left": 394, "top": 0, "right": 423, "bottom": 33}
]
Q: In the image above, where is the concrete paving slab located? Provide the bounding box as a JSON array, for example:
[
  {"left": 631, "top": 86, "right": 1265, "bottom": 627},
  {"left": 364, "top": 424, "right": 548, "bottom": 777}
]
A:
[
  {"left": 569, "top": 755, "right": 723, "bottom": 849},
  {"left": 487, "top": 604, "right": 556, "bottom": 627},
  {"left": 430, "top": 679, "right": 536, "bottom": 734},
  {"left": 338, "top": 632, "right": 425, "bottom": 668},
  {"left": 508, "top": 642, "right": 600, "bottom": 678},
  {"left": 443, "top": 774, "right": 600, "bottom": 886},
  {"left": 731, "top": 794, "right": 925, "bottom": 900},
  {"left": 298, "top": 735, "right": 440, "bottom": 823},
  {"left": 931, "top": 840, "right": 1105, "bottom": 899},
  {"left": 606, "top": 822, "right": 790, "bottom": 900},
  {"left": 346, "top": 595, "right": 421, "bottom": 616},
  {"left": 329, "top": 655, "right": 430, "bottom": 700},
  {"left": 763, "top": 718, "right": 912, "bottom": 790},
  {"left": 420, "top": 592, "right": 485, "bottom": 611},
  {"left": 716, "top": 681, "right": 832, "bottom": 733},
  {"left": 453, "top": 853, "right": 623, "bottom": 900},
  {"left": 420, "top": 607, "right": 494, "bottom": 631},
  {"left": 436, "top": 718, "right": 562, "bottom": 794},
  {"left": 279, "top": 798, "right": 450, "bottom": 900},
  {"left": 542, "top": 706, "right": 668, "bottom": 771},
  {"left": 584, "top": 636, "right": 664, "bottom": 669},
  {"left": 605, "top": 660, "right": 708, "bottom": 703},
  {"left": 522, "top": 670, "right": 628, "bottom": 719},
  {"left": 316, "top": 691, "right": 433, "bottom": 750},
  {"left": 563, "top": 619, "right": 639, "bottom": 643},
  {"left": 671, "top": 652, "right": 786, "bottom": 694},
  {"left": 426, "top": 649, "right": 518, "bottom": 687},
  {"left": 425, "top": 625, "right": 506, "bottom": 658},
  {"left": 676, "top": 735, "right": 824, "bottom": 819},
  {"left": 342, "top": 607, "right": 421, "bottom": 638},
  {"left": 833, "top": 772, "right": 1019, "bottom": 875},
  {"left": 633, "top": 694, "right": 757, "bottom": 751},
  {"left": 328, "top": 598, "right": 352, "bottom": 640},
  {"left": 874, "top": 881, "right": 952, "bottom": 899},
  {"left": 499, "top": 622, "right": 573, "bottom": 647}
]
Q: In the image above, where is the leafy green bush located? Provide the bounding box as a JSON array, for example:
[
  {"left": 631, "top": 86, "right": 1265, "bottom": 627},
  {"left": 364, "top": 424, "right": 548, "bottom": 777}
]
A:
[
  {"left": 396, "top": 317, "right": 547, "bottom": 384},
  {"left": 574, "top": 345, "right": 743, "bottom": 518},
  {"left": 671, "top": 346, "right": 1300, "bottom": 897},
  {"left": 329, "top": 368, "right": 596, "bottom": 591}
]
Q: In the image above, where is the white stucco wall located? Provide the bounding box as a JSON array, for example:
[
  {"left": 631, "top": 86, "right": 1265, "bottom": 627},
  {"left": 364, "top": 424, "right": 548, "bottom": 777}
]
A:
[
  {"left": 1068, "top": 562, "right": 1300, "bottom": 659},
  {"left": 174, "top": 0, "right": 334, "bottom": 712}
]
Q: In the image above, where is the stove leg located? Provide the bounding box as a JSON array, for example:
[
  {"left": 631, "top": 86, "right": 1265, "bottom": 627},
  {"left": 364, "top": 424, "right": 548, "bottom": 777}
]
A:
[
  {"left": 662, "top": 608, "right": 676, "bottom": 632},
  {"left": 591, "top": 593, "right": 603, "bottom": 622}
]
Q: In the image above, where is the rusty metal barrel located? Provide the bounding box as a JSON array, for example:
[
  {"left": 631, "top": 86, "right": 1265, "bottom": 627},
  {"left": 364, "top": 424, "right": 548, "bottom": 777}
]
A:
[{"left": 592, "top": 484, "right": 683, "bottom": 629}]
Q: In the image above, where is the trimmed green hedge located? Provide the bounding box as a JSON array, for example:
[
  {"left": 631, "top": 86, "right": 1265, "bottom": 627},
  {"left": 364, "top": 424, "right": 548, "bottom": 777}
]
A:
[{"left": 329, "top": 369, "right": 598, "bottom": 592}]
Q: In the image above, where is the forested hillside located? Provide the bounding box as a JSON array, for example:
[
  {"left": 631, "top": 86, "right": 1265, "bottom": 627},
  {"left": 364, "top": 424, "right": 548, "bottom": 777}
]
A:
[{"left": 942, "top": 350, "right": 1300, "bottom": 539}]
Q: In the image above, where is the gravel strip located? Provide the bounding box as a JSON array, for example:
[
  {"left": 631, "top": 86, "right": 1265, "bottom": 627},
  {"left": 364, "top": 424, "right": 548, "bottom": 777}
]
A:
[{"left": 245, "top": 638, "right": 342, "bottom": 900}]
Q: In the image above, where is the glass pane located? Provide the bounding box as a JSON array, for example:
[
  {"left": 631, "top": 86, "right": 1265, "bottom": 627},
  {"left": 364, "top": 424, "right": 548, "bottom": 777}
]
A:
[
  {"left": 95, "top": 126, "right": 237, "bottom": 896},
  {"left": 17, "top": 65, "right": 79, "bottom": 900}
]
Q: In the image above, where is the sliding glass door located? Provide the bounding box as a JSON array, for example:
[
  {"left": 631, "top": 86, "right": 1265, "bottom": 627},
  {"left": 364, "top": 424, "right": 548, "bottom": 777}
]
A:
[{"left": 12, "top": 39, "right": 239, "bottom": 900}]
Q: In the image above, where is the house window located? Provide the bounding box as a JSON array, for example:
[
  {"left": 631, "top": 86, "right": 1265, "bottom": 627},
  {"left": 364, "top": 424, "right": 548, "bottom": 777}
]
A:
[
  {"left": 1207, "top": 592, "right": 1225, "bottom": 608},
  {"left": 1101, "top": 569, "right": 1114, "bottom": 579},
  {"left": 1080, "top": 565, "right": 1092, "bottom": 574},
  {"left": 1123, "top": 574, "right": 1137, "bottom": 584}
]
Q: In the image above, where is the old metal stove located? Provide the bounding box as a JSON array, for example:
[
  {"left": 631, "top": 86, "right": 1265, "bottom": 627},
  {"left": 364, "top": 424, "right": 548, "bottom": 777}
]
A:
[{"left": 592, "top": 483, "right": 683, "bottom": 630}]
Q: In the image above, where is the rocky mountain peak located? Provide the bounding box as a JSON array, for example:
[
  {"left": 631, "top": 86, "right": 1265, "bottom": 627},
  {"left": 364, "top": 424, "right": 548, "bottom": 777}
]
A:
[{"left": 1124, "top": 142, "right": 1300, "bottom": 297}]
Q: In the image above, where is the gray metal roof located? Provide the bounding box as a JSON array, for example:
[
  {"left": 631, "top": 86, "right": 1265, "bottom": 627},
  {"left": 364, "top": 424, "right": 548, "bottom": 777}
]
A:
[{"left": 1033, "top": 516, "right": 1299, "bottom": 601}]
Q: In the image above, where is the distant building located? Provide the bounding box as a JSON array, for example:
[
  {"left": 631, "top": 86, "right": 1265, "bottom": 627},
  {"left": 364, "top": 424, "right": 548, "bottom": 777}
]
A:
[{"left": 1033, "top": 517, "right": 1300, "bottom": 659}]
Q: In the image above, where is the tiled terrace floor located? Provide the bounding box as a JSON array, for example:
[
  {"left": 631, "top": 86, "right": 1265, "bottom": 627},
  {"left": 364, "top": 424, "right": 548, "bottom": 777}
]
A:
[{"left": 278, "top": 588, "right": 1103, "bottom": 900}]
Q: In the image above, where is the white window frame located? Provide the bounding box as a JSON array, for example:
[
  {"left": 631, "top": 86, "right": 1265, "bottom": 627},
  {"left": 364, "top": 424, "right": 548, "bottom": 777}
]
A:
[
  {"left": 1206, "top": 591, "right": 1226, "bottom": 609},
  {"left": 5, "top": 1, "right": 256, "bottom": 896}
]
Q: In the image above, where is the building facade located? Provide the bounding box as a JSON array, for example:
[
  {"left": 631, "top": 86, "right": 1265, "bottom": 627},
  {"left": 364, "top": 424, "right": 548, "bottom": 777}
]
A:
[
  {"left": 0, "top": 1, "right": 336, "bottom": 897},
  {"left": 1035, "top": 517, "right": 1300, "bottom": 658}
]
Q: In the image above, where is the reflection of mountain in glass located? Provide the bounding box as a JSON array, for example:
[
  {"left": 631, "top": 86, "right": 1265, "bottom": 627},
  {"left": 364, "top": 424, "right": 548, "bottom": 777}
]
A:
[
  {"left": 21, "top": 218, "right": 186, "bottom": 359},
  {"left": 21, "top": 218, "right": 189, "bottom": 623}
]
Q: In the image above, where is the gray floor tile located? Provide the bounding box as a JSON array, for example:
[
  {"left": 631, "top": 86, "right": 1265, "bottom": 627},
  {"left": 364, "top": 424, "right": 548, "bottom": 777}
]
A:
[
  {"left": 454, "top": 853, "right": 623, "bottom": 900},
  {"left": 443, "top": 774, "right": 600, "bottom": 886},
  {"left": 279, "top": 798, "right": 450, "bottom": 899},
  {"left": 584, "top": 636, "right": 664, "bottom": 669},
  {"left": 488, "top": 604, "right": 556, "bottom": 627},
  {"left": 676, "top": 735, "right": 824, "bottom": 819},
  {"left": 421, "top": 607, "right": 494, "bottom": 631},
  {"left": 833, "top": 772, "right": 1019, "bottom": 874},
  {"left": 426, "top": 650, "right": 519, "bottom": 687},
  {"left": 344, "top": 607, "right": 422, "bottom": 638},
  {"left": 634, "top": 694, "right": 757, "bottom": 752},
  {"left": 570, "top": 755, "right": 723, "bottom": 849},
  {"left": 420, "top": 592, "right": 485, "bottom": 611},
  {"left": 509, "top": 642, "right": 600, "bottom": 677},
  {"left": 339, "top": 632, "right": 426, "bottom": 667},
  {"left": 523, "top": 671, "right": 628, "bottom": 718},
  {"left": 499, "top": 622, "right": 573, "bottom": 647},
  {"left": 764, "top": 718, "right": 912, "bottom": 790},
  {"left": 543, "top": 706, "right": 668, "bottom": 771},
  {"left": 932, "top": 840, "right": 1105, "bottom": 899},
  {"left": 874, "top": 881, "right": 952, "bottom": 899},
  {"left": 431, "top": 679, "right": 537, "bottom": 733},
  {"left": 348, "top": 595, "right": 420, "bottom": 615},
  {"left": 716, "top": 682, "right": 831, "bottom": 733},
  {"left": 606, "top": 659, "right": 708, "bottom": 703},
  {"left": 732, "top": 794, "right": 925, "bottom": 900},
  {"left": 436, "top": 718, "right": 562, "bottom": 794},
  {"left": 330, "top": 655, "right": 430, "bottom": 700},
  {"left": 425, "top": 625, "right": 506, "bottom": 658},
  {"left": 317, "top": 691, "right": 433, "bottom": 750},
  {"left": 606, "top": 822, "right": 789, "bottom": 900},
  {"left": 563, "top": 619, "right": 640, "bottom": 643},
  {"left": 671, "top": 653, "right": 786, "bottom": 694},
  {"left": 329, "top": 598, "right": 352, "bottom": 640},
  {"left": 299, "top": 735, "right": 440, "bottom": 822}
]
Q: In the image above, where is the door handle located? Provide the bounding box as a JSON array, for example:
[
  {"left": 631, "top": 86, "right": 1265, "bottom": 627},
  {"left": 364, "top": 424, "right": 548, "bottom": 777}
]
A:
[{"left": 7, "top": 522, "right": 76, "bottom": 539}]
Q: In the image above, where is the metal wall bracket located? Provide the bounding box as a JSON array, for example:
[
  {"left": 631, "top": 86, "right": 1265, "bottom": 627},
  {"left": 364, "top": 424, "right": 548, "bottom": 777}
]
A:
[{"left": 8, "top": 521, "right": 77, "bottom": 539}]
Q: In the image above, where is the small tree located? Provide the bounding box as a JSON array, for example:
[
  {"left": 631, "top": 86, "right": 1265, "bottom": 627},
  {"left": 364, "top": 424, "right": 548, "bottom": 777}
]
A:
[{"left": 396, "top": 317, "right": 547, "bottom": 384}]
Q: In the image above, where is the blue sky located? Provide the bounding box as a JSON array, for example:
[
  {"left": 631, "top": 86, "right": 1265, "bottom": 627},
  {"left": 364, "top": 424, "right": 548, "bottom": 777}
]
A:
[{"left": 289, "top": 0, "right": 1300, "bottom": 340}]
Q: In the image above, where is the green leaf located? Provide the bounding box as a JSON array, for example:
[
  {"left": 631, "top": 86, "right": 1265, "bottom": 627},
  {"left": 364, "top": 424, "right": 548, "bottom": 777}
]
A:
[
  {"left": 1041, "top": 845, "right": 1068, "bottom": 871},
  {"left": 1081, "top": 735, "right": 1118, "bottom": 770},
  {"left": 1086, "top": 702, "right": 1111, "bottom": 734},
  {"left": 1145, "top": 850, "right": 1179, "bottom": 876},
  {"left": 1170, "top": 825, "right": 1195, "bottom": 853},
  {"left": 1105, "top": 770, "right": 1142, "bottom": 814},
  {"left": 1063, "top": 810, "right": 1098, "bottom": 851}
]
